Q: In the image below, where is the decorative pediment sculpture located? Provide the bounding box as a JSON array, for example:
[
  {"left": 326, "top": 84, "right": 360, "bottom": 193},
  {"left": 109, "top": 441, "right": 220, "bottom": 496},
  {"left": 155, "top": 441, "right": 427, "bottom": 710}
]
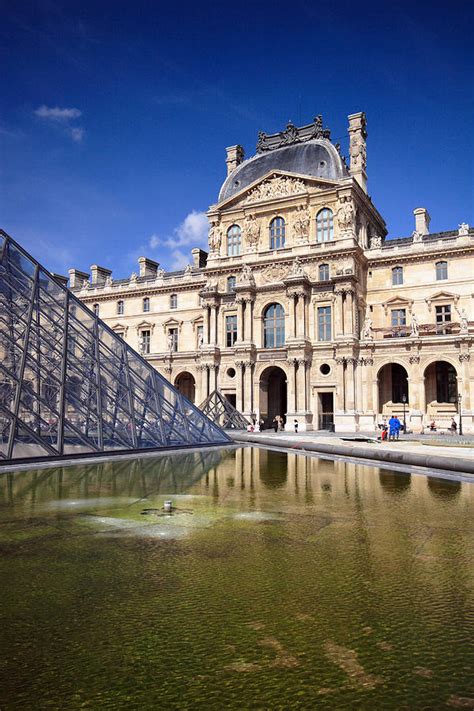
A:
[
  {"left": 244, "top": 176, "right": 306, "bottom": 204},
  {"left": 293, "top": 205, "right": 311, "bottom": 243},
  {"left": 238, "top": 264, "right": 255, "bottom": 286}
]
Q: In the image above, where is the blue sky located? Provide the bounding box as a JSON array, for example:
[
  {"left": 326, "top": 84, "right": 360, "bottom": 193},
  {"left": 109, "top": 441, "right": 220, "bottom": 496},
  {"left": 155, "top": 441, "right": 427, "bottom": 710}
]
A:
[{"left": 1, "top": 0, "right": 473, "bottom": 277}]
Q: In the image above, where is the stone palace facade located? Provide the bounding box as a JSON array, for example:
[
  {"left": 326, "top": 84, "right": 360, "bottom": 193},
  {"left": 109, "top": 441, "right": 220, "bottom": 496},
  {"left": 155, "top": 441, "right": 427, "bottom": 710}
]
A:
[{"left": 70, "top": 113, "right": 474, "bottom": 432}]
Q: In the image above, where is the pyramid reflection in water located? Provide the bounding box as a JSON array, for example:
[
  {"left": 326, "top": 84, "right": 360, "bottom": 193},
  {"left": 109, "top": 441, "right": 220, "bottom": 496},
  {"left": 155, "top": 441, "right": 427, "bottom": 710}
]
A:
[{"left": 0, "top": 231, "right": 229, "bottom": 463}]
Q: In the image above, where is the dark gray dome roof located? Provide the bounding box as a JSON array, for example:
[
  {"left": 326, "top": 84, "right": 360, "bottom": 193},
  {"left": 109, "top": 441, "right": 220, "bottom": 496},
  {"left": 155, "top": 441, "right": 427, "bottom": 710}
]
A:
[{"left": 219, "top": 140, "right": 347, "bottom": 203}]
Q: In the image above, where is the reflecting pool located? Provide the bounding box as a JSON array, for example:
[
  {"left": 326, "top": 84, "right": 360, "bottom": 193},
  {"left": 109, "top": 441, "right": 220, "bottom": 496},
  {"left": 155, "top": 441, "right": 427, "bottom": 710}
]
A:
[{"left": 1, "top": 447, "right": 473, "bottom": 709}]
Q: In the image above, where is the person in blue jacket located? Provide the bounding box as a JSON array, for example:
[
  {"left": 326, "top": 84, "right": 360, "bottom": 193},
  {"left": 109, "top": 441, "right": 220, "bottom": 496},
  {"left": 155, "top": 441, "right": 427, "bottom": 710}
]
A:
[{"left": 388, "top": 415, "right": 399, "bottom": 441}]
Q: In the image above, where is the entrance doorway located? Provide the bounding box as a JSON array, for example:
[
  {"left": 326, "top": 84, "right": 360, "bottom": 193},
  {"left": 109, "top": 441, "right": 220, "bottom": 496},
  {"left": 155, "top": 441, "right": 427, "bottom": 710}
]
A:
[
  {"left": 259, "top": 366, "right": 287, "bottom": 429},
  {"left": 225, "top": 393, "right": 236, "bottom": 408},
  {"left": 174, "top": 372, "right": 196, "bottom": 403},
  {"left": 318, "top": 392, "right": 334, "bottom": 430},
  {"left": 377, "top": 363, "right": 408, "bottom": 415}
]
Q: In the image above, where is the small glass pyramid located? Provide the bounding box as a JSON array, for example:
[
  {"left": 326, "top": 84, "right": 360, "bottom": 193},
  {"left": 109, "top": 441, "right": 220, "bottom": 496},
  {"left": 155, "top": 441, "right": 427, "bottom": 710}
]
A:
[
  {"left": 199, "top": 390, "right": 250, "bottom": 430},
  {"left": 0, "top": 231, "right": 230, "bottom": 463}
]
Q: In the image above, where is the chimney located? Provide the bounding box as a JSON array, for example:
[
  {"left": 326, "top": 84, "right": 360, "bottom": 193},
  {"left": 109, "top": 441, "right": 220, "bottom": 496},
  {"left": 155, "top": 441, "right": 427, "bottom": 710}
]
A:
[
  {"left": 138, "top": 256, "right": 159, "bottom": 278},
  {"left": 413, "top": 208, "right": 431, "bottom": 235},
  {"left": 225, "top": 144, "right": 244, "bottom": 176},
  {"left": 68, "top": 268, "right": 90, "bottom": 289},
  {"left": 51, "top": 273, "right": 68, "bottom": 288},
  {"left": 90, "top": 265, "right": 112, "bottom": 286},
  {"left": 348, "top": 112, "right": 368, "bottom": 193},
  {"left": 191, "top": 248, "right": 208, "bottom": 268}
]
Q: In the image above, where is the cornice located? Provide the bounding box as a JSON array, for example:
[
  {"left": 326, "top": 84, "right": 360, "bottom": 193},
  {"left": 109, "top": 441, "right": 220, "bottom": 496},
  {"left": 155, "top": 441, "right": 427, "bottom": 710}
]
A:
[{"left": 367, "top": 242, "right": 474, "bottom": 267}]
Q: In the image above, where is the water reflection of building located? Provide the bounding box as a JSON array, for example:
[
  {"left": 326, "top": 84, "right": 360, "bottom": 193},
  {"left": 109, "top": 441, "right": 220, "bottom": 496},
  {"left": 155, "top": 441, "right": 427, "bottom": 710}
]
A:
[{"left": 72, "top": 113, "right": 473, "bottom": 433}]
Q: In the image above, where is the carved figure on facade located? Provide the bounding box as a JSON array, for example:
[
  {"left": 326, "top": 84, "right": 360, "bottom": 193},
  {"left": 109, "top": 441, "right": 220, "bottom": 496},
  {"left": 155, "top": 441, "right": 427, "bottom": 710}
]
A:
[
  {"left": 81, "top": 278, "right": 90, "bottom": 290},
  {"left": 238, "top": 264, "right": 255, "bottom": 286},
  {"left": 156, "top": 267, "right": 165, "bottom": 280},
  {"left": 361, "top": 315, "right": 373, "bottom": 340},
  {"left": 183, "top": 264, "right": 193, "bottom": 277},
  {"left": 208, "top": 222, "right": 222, "bottom": 253},
  {"left": 336, "top": 197, "right": 355, "bottom": 233},
  {"left": 370, "top": 234, "right": 382, "bottom": 249},
  {"left": 279, "top": 121, "right": 299, "bottom": 146},
  {"left": 243, "top": 214, "right": 260, "bottom": 250},
  {"left": 410, "top": 313, "right": 419, "bottom": 337},
  {"left": 105, "top": 275, "right": 113, "bottom": 287},
  {"left": 288, "top": 256, "right": 306, "bottom": 278},
  {"left": 261, "top": 263, "right": 287, "bottom": 284},
  {"left": 130, "top": 272, "right": 138, "bottom": 283},
  {"left": 458, "top": 222, "right": 469, "bottom": 236},
  {"left": 458, "top": 308, "right": 469, "bottom": 334},
  {"left": 412, "top": 230, "right": 423, "bottom": 243},
  {"left": 255, "top": 116, "right": 331, "bottom": 153},
  {"left": 293, "top": 204, "right": 311, "bottom": 243},
  {"left": 349, "top": 134, "right": 366, "bottom": 172},
  {"left": 197, "top": 331, "right": 204, "bottom": 349},
  {"left": 245, "top": 176, "right": 306, "bottom": 204}
]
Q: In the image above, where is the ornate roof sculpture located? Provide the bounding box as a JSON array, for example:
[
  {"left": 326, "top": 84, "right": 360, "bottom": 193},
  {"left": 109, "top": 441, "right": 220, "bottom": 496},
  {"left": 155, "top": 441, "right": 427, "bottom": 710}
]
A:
[
  {"left": 0, "top": 231, "right": 230, "bottom": 464},
  {"left": 198, "top": 390, "right": 250, "bottom": 430},
  {"left": 256, "top": 115, "right": 331, "bottom": 153}
]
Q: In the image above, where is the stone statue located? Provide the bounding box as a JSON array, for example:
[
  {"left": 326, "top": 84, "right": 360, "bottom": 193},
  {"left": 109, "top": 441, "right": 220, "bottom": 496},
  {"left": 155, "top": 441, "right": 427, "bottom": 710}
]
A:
[
  {"left": 459, "top": 308, "right": 469, "bottom": 334},
  {"left": 197, "top": 331, "right": 204, "bottom": 349},
  {"left": 410, "top": 313, "right": 419, "bottom": 337},
  {"left": 105, "top": 275, "right": 113, "bottom": 287},
  {"left": 156, "top": 267, "right": 165, "bottom": 280},
  {"left": 167, "top": 332, "right": 174, "bottom": 351},
  {"left": 289, "top": 256, "right": 305, "bottom": 277},
  {"left": 244, "top": 214, "right": 260, "bottom": 249},
  {"left": 412, "top": 230, "right": 423, "bottom": 243},
  {"left": 293, "top": 205, "right": 310, "bottom": 242},
  {"left": 336, "top": 198, "right": 355, "bottom": 232},
  {"left": 184, "top": 264, "right": 192, "bottom": 276},
  {"left": 458, "top": 222, "right": 469, "bottom": 236},
  {"left": 130, "top": 272, "right": 138, "bottom": 283},
  {"left": 81, "top": 278, "right": 90, "bottom": 290},
  {"left": 208, "top": 222, "right": 222, "bottom": 253},
  {"left": 361, "top": 315, "right": 373, "bottom": 340},
  {"left": 239, "top": 264, "right": 255, "bottom": 284},
  {"left": 370, "top": 235, "right": 382, "bottom": 249}
]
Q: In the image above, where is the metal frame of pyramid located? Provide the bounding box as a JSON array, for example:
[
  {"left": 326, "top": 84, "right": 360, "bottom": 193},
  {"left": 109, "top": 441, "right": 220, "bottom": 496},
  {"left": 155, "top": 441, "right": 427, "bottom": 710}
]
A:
[
  {"left": 0, "top": 231, "right": 230, "bottom": 464},
  {"left": 198, "top": 390, "right": 250, "bottom": 430}
]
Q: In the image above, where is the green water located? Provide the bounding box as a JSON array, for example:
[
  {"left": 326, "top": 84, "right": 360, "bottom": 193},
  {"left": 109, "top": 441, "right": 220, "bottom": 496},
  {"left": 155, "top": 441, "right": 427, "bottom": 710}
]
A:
[{"left": 1, "top": 447, "right": 473, "bottom": 710}]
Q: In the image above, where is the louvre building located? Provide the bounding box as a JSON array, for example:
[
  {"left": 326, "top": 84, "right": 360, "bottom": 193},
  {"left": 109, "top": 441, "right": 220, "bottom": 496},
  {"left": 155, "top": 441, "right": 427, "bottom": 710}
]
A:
[{"left": 5, "top": 111, "right": 472, "bottom": 446}]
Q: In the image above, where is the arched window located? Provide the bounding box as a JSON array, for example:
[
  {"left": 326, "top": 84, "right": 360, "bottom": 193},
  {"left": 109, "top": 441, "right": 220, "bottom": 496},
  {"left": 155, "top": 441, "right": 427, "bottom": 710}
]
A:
[
  {"left": 170, "top": 293, "right": 177, "bottom": 309},
  {"left": 316, "top": 208, "right": 334, "bottom": 242},
  {"left": 392, "top": 266, "right": 403, "bottom": 285},
  {"left": 227, "top": 225, "right": 241, "bottom": 256},
  {"left": 269, "top": 217, "right": 285, "bottom": 250},
  {"left": 263, "top": 303, "right": 285, "bottom": 348},
  {"left": 117, "top": 300, "right": 124, "bottom": 315},
  {"left": 143, "top": 297, "right": 150, "bottom": 312},
  {"left": 227, "top": 276, "right": 236, "bottom": 292},
  {"left": 436, "top": 261, "right": 448, "bottom": 280},
  {"left": 319, "top": 264, "right": 330, "bottom": 281},
  {"left": 93, "top": 303, "right": 100, "bottom": 316}
]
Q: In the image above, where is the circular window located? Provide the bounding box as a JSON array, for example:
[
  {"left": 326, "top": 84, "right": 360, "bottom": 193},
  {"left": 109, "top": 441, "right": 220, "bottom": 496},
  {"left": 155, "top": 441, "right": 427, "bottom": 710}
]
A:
[
  {"left": 227, "top": 367, "right": 236, "bottom": 378},
  {"left": 320, "top": 363, "right": 331, "bottom": 376}
]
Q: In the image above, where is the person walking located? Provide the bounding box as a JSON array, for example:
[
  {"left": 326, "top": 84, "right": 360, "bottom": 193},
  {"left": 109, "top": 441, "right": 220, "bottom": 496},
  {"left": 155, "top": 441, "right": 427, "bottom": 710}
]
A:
[
  {"left": 272, "top": 416, "right": 279, "bottom": 433},
  {"left": 394, "top": 416, "right": 401, "bottom": 440}
]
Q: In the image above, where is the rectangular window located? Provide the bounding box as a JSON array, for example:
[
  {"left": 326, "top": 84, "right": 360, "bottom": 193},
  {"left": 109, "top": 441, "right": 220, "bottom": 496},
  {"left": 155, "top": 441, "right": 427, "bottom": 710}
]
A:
[
  {"left": 226, "top": 315, "right": 238, "bottom": 347},
  {"left": 117, "top": 301, "right": 124, "bottom": 315},
  {"left": 141, "top": 329, "right": 151, "bottom": 354},
  {"left": 391, "top": 308, "right": 406, "bottom": 336},
  {"left": 435, "top": 304, "right": 451, "bottom": 334},
  {"left": 317, "top": 306, "right": 332, "bottom": 341},
  {"left": 392, "top": 267, "right": 403, "bottom": 285},
  {"left": 436, "top": 261, "right": 448, "bottom": 280},
  {"left": 168, "top": 327, "right": 178, "bottom": 352},
  {"left": 143, "top": 297, "right": 150, "bottom": 312}
]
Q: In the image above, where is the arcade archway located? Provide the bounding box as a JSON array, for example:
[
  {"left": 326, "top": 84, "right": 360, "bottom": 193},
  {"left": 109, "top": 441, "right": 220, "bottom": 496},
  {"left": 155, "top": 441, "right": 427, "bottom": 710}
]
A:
[
  {"left": 377, "top": 363, "right": 409, "bottom": 416},
  {"left": 174, "top": 372, "right": 196, "bottom": 403},
  {"left": 259, "top": 366, "right": 287, "bottom": 429}
]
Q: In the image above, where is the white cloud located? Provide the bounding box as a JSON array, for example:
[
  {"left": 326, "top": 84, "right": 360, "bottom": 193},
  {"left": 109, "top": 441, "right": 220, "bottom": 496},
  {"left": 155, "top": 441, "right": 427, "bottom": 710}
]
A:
[
  {"left": 35, "top": 105, "right": 82, "bottom": 121},
  {"left": 171, "top": 210, "right": 208, "bottom": 247},
  {"left": 149, "top": 234, "right": 160, "bottom": 248},
  {"left": 170, "top": 249, "right": 190, "bottom": 270},
  {"left": 70, "top": 127, "right": 84, "bottom": 142}
]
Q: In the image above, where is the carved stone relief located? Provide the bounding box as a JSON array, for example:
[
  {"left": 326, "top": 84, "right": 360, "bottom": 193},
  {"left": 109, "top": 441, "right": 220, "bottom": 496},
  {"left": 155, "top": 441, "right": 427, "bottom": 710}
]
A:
[{"left": 244, "top": 176, "right": 306, "bottom": 204}]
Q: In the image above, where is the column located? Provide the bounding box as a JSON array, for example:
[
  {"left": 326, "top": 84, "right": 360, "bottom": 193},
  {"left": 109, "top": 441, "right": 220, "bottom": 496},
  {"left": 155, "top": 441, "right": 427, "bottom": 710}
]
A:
[
  {"left": 345, "top": 358, "right": 356, "bottom": 410},
  {"left": 204, "top": 306, "right": 210, "bottom": 345},
  {"left": 236, "top": 361, "right": 244, "bottom": 412},
  {"left": 344, "top": 289, "right": 355, "bottom": 336},
  {"left": 237, "top": 299, "right": 244, "bottom": 342},
  {"left": 335, "top": 357, "right": 345, "bottom": 411},
  {"left": 288, "top": 294, "right": 296, "bottom": 339},
  {"left": 287, "top": 359, "right": 297, "bottom": 413},
  {"left": 334, "top": 290, "right": 344, "bottom": 337},
  {"left": 296, "top": 295, "right": 305, "bottom": 338}
]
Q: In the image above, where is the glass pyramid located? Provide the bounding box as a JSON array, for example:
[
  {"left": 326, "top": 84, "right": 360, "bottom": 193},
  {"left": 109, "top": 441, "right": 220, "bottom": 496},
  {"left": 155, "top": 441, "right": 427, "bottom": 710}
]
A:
[
  {"left": 199, "top": 390, "right": 250, "bottom": 430},
  {"left": 0, "top": 231, "right": 230, "bottom": 463}
]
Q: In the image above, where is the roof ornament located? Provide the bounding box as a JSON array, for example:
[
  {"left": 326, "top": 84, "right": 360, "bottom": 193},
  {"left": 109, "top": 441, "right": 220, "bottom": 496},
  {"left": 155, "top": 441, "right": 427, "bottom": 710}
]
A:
[{"left": 256, "top": 115, "right": 332, "bottom": 153}]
